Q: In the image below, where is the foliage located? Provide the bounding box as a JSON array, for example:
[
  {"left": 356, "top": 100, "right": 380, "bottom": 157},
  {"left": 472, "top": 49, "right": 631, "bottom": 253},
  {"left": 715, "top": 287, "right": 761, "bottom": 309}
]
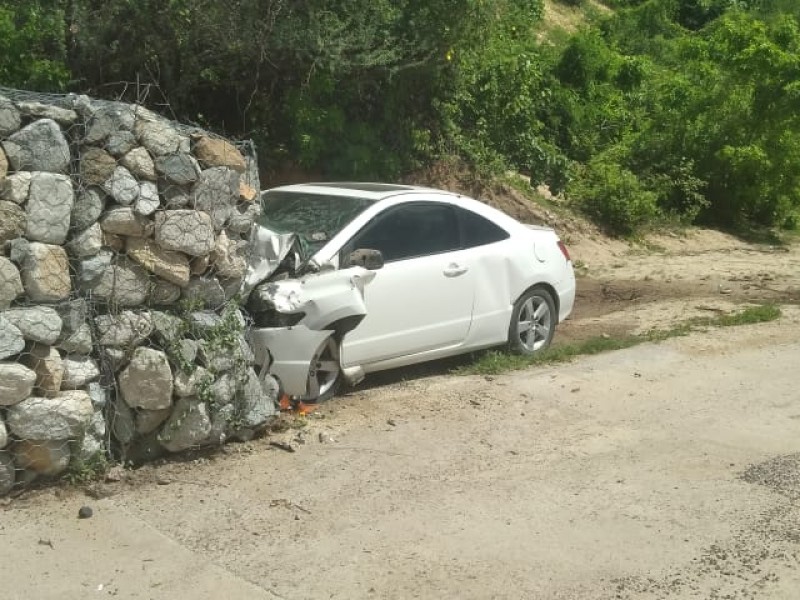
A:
[{"left": 0, "top": 1, "right": 70, "bottom": 90}]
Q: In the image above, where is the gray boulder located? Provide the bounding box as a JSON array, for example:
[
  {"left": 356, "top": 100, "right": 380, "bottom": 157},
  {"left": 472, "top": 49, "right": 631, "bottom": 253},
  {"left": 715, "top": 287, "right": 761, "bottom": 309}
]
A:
[
  {"left": 3, "top": 118, "right": 70, "bottom": 173},
  {"left": 0, "top": 257, "right": 24, "bottom": 310},
  {"left": 25, "top": 173, "right": 74, "bottom": 244},
  {"left": 61, "top": 356, "right": 100, "bottom": 389},
  {"left": 158, "top": 397, "right": 211, "bottom": 453},
  {"left": 103, "top": 165, "right": 139, "bottom": 206},
  {"left": 192, "top": 167, "right": 239, "bottom": 230},
  {"left": 0, "top": 95, "right": 21, "bottom": 136},
  {"left": 134, "top": 116, "right": 185, "bottom": 156},
  {"left": 136, "top": 408, "right": 172, "bottom": 435},
  {"left": 85, "top": 104, "right": 136, "bottom": 145},
  {"left": 0, "top": 171, "right": 32, "bottom": 204},
  {"left": 1, "top": 307, "right": 62, "bottom": 345},
  {"left": 56, "top": 323, "right": 93, "bottom": 355},
  {"left": 15, "top": 242, "right": 71, "bottom": 303},
  {"left": 109, "top": 395, "right": 136, "bottom": 446},
  {"left": 135, "top": 181, "right": 160, "bottom": 215},
  {"left": 150, "top": 279, "right": 181, "bottom": 305},
  {"left": 95, "top": 310, "right": 153, "bottom": 348},
  {"left": 100, "top": 206, "right": 153, "bottom": 237},
  {"left": 119, "top": 347, "right": 173, "bottom": 410},
  {"left": 89, "top": 257, "right": 150, "bottom": 307},
  {"left": 67, "top": 223, "right": 103, "bottom": 257},
  {"left": 0, "top": 316, "right": 24, "bottom": 360},
  {"left": 77, "top": 250, "right": 113, "bottom": 288},
  {"left": 20, "top": 343, "right": 64, "bottom": 398},
  {"left": 181, "top": 276, "right": 226, "bottom": 309},
  {"left": 71, "top": 187, "right": 106, "bottom": 231},
  {"left": 105, "top": 130, "right": 138, "bottom": 157},
  {"left": 154, "top": 153, "right": 200, "bottom": 185},
  {"left": 155, "top": 209, "right": 216, "bottom": 256},
  {"left": 17, "top": 101, "right": 78, "bottom": 125},
  {"left": 126, "top": 237, "right": 190, "bottom": 288},
  {"left": 7, "top": 390, "right": 93, "bottom": 440},
  {"left": 235, "top": 368, "right": 278, "bottom": 428},
  {"left": 0, "top": 362, "right": 36, "bottom": 406}
]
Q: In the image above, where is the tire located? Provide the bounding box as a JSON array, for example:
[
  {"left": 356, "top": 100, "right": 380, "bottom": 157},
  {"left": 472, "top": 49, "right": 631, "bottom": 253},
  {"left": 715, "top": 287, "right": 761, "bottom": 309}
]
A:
[
  {"left": 302, "top": 336, "right": 342, "bottom": 403},
  {"left": 508, "top": 285, "right": 557, "bottom": 355}
]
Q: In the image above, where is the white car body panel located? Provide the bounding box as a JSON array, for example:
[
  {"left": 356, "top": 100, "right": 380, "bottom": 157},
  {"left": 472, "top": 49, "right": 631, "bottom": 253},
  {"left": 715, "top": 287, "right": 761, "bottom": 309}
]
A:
[{"left": 247, "top": 183, "right": 576, "bottom": 398}]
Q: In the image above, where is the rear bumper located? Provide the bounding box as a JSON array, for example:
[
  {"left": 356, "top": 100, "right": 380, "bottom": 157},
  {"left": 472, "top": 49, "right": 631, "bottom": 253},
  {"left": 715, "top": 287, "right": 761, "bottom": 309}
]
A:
[{"left": 557, "top": 269, "right": 576, "bottom": 322}]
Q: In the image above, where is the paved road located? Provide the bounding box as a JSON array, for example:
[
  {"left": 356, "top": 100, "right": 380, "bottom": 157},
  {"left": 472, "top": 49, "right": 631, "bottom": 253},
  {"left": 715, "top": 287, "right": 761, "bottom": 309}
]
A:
[{"left": 2, "top": 308, "right": 800, "bottom": 599}]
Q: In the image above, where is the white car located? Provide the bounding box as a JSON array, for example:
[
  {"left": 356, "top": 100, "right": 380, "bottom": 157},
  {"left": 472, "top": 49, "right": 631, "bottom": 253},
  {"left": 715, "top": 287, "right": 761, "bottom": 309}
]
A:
[{"left": 245, "top": 183, "right": 575, "bottom": 402}]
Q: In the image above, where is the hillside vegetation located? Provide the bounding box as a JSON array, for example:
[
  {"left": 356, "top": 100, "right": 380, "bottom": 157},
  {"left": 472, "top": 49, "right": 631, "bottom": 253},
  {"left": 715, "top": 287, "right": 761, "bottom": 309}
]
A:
[{"left": 1, "top": 0, "right": 799, "bottom": 235}]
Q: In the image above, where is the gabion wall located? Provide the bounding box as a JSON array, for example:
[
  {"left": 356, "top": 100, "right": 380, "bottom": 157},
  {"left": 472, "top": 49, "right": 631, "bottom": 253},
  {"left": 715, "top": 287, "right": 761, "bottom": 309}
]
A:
[{"left": 0, "top": 88, "right": 278, "bottom": 496}]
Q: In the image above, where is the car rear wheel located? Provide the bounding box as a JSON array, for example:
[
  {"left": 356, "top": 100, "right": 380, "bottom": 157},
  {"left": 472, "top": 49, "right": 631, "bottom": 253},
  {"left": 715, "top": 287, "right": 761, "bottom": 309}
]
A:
[
  {"left": 508, "top": 286, "right": 556, "bottom": 355},
  {"left": 302, "top": 336, "right": 342, "bottom": 403}
]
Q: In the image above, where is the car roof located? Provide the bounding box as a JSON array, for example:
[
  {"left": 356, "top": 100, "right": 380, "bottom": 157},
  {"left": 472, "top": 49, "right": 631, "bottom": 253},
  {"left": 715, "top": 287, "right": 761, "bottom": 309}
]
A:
[{"left": 265, "top": 182, "right": 458, "bottom": 202}]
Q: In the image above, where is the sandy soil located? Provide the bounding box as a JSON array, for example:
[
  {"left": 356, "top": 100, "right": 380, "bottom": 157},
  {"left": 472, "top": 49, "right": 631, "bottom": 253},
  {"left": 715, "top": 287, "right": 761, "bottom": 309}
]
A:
[{"left": 2, "top": 224, "right": 800, "bottom": 599}]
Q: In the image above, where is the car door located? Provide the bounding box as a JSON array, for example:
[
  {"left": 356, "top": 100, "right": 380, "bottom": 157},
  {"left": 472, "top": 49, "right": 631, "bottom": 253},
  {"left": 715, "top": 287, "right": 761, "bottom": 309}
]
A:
[{"left": 339, "top": 201, "right": 475, "bottom": 367}]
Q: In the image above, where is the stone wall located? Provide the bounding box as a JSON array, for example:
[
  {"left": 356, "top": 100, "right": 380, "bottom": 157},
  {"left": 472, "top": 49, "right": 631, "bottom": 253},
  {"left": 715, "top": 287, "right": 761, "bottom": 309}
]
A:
[{"left": 0, "top": 88, "right": 277, "bottom": 496}]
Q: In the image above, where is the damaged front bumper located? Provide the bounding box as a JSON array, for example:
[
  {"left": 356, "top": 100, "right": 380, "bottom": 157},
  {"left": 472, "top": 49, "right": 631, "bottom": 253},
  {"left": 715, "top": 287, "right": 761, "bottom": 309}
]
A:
[{"left": 242, "top": 223, "right": 374, "bottom": 398}]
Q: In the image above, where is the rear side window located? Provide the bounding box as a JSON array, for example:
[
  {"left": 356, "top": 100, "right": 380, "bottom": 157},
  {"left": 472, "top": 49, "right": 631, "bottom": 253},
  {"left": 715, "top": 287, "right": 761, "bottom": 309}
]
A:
[
  {"left": 347, "top": 203, "right": 460, "bottom": 262},
  {"left": 458, "top": 207, "right": 510, "bottom": 248}
]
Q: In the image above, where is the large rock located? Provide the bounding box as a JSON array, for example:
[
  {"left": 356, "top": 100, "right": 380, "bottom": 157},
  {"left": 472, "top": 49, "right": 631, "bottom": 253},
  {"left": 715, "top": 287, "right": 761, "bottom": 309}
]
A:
[
  {"left": 155, "top": 209, "right": 215, "bottom": 256},
  {"left": 0, "top": 362, "right": 36, "bottom": 406},
  {"left": 25, "top": 173, "right": 74, "bottom": 244},
  {"left": 193, "top": 135, "right": 246, "bottom": 173},
  {"left": 158, "top": 397, "right": 211, "bottom": 453},
  {"left": 235, "top": 368, "right": 278, "bottom": 428},
  {"left": 119, "top": 347, "right": 173, "bottom": 410},
  {"left": 0, "top": 257, "right": 23, "bottom": 309},
  {"left": 150, "top": 279, "right": 181, "bottom": 306},
  {"left": 0, "top": 316, "right": 24, "bottom": 360},
  {"left": 174, "top": 366, "right": 211, "bottom": 398},
  {"left": 56, "top": 323, "right": 93, "bottom": 355},
  {"left": 109, "top": 395, "right": 136, "bottom": 446},
  {"left": 0, "top": 418, "right": 6, "bottom": 449},
  {"left": 71, "top": 187, "right": 106, "bottom": 231},
  {"left": 126, "top": 237, "right": 190, "bottom": 287},
  {"left": 7, "top": 391, "right": 93, "bottom": 440},
  {"left": 77, "top": 250, "right": 113, "bottom": 288},
  {"left": 0, "top": 451, "right": 14, "bottom": 495},
  {"left": 0, "top": 171, "right": 32, "bottom": 204},
  {"left": 192, "top": 167, "right": 239, "bottom": 230},
  {"left": 212, "top": 231, "right": 247, "bottom": 279},
  {"left": 134, "top": 116, "right": 185, "bottom": 156},
  {"left": 66, "top": 223, "right": 103, "bottom": 257},
  {"left": 1, "top": 307, "right": 63, "bottom": 344},
  {"left": 20, "top": 343, "right": 63, "bottom": 398},
  {"left": 121, "top": 147, "right": 156, "bottom": 180},
  {"left": 181, "top": 276, "right": 226, "bottom": 309},
  {"left": 0, "top": 201, "right": 26, "bottom": 246},
  {"left": 15, "top": 242, "right": 71, "bottom": 302},
  {"left": 100, "top": 206, "right": 153, "bottom": 237},
  {"left": 0, "top": 146, "right": 6, "bottom": 180},
  {"left": 162, "top": 182, "right": 192, "bottom": 208},
  {"left": 136, "top": 408, "right": 171, "bottom": 435},
  {"left": 17, "top": 101, "right": 78, "bottom": 125},
  {"left": 61, "top": 356, "right": 100, "bottom": 389},
  {"left": 78, "top": 409, "right": 106, "bottom": 460},
  {"left": 89, "top": 257, "right": 150, "bottom": 306},
  {"left": 105, "top": 130, "right": 137, "bottom": 157},
  {"left": 85, "top": 104, "right": 136, "bottom": 145},
  {"left": 228, "top": 202, "right": 261, "bottom": 235},
  {"left": 53, "top": 299, "right": 88, "bottom": 336},
  {"left": 13, "top": 439, "right": 71, "bottom": 476},
  {"left": 94, "top": 311, "right": 153, "bottom": 348},
  {"left": 155, "top": 153, "right": 200, "bottom": 185},
  {"left": 2, "top": 119, "right": 70, "bottom": 173},
  {"left": 135, "top": 181, "right": 160, "bottom": 215},
  {"left": 103, "top": 166, "right": 139, "bottom": 206},
  {"left": 0, "top": 95, "right": 21, "bottom": 136},
  {"left": 80, "top": 147, "right": 117, "bottom": 186}
]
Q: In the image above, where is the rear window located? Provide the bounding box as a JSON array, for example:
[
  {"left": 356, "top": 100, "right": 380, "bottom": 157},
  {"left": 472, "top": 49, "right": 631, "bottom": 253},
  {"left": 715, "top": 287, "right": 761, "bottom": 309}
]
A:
[{"left": 458, "top": 208, "right": 510, "bottom": 248}]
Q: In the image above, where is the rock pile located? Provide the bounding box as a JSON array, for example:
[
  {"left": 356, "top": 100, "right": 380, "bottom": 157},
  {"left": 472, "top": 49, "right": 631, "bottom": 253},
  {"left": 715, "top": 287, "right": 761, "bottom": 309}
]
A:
[{"left": 0, "top": 88, "right": 276, "bottom": 495}]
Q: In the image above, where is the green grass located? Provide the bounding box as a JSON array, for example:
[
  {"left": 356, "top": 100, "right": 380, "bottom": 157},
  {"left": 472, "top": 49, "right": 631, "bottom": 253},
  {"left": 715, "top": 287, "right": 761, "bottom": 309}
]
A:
[{"left": 456, "top": 304, "right": 781, "bottom": 376}]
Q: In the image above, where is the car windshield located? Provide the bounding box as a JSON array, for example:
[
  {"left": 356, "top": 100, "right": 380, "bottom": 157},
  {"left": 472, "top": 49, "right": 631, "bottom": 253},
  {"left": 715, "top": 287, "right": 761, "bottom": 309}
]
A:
[{"left": 259, "top": 191, "right": 374, "bottom": 254}]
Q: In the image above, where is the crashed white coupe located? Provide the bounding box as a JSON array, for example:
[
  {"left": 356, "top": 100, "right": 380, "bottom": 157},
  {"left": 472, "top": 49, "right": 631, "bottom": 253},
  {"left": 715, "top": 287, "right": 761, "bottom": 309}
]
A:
[{"left": 244, "top": 183, "right": 575, "bottom": 402}]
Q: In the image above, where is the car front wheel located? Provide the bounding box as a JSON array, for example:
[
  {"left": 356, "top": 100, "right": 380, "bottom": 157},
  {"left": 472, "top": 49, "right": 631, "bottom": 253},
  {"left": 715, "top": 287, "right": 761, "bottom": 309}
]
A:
[
  {"left": 302, "top": 336, "right": 342, "bottom": 403},
  {"left": 508, "top": 285, "right": 557, "bottom": 355}
]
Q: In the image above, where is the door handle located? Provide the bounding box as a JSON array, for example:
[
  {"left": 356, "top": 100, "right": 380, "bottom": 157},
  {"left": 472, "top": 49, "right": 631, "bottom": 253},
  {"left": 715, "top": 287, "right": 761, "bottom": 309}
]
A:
[{"left": 443, "top": 263, "right": 468, "bottom": 277}]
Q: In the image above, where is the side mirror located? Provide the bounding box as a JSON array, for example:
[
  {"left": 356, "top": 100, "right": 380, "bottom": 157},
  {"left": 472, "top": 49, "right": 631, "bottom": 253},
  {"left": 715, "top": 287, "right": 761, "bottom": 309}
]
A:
[{"left": 347, "top": 248, "right": 384, "bottom": 270}]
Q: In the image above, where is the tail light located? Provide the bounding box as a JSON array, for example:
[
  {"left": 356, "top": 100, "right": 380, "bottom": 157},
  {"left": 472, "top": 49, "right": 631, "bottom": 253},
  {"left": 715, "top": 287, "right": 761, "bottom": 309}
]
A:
[{"left": 557, "top": 240, "right": 571, "bottom": 262}]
